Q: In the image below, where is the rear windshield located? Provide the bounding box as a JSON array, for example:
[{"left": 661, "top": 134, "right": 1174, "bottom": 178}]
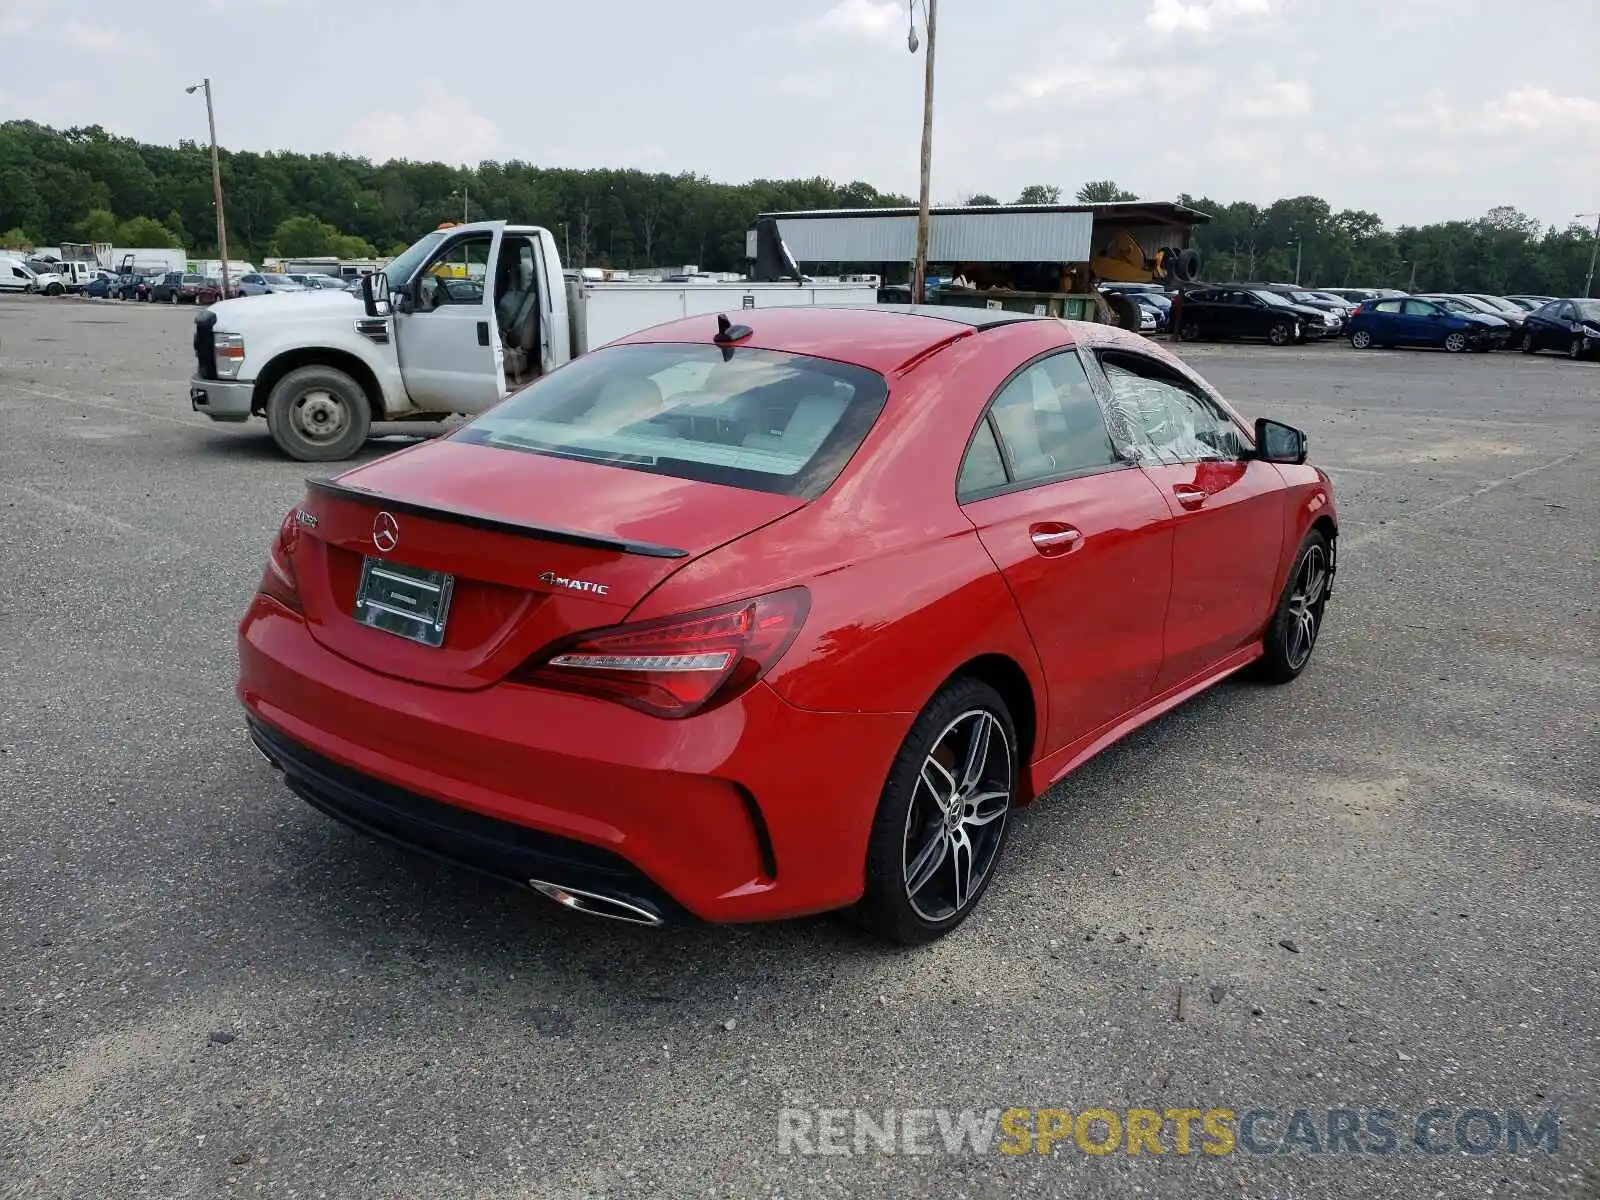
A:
[{"left": 456, "top": 343, "right": 889, "bottom": 498}]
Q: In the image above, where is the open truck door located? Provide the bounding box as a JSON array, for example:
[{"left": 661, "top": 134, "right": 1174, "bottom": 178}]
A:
[{"left": 387, "top": 222, "right": 507, "bottom": 414}]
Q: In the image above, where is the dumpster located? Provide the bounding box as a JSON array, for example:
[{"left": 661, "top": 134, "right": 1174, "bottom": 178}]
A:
[{"left": 931, "top": 288, "right": 1109, "bottom": 322}]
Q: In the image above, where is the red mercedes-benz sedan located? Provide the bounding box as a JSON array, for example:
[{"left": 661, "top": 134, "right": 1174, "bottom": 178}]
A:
[{"left": 239, "top": 306, "right": 1336, "bottom": 943}]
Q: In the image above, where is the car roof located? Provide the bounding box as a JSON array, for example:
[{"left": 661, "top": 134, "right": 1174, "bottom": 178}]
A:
[{"left": 608, "top": 304, "right": 1058, "bottom": 373}]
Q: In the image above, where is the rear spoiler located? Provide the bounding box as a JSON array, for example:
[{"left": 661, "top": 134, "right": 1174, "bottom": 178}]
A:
[{"left": 305, "top": 478, "right": 690, "bottom": 559}]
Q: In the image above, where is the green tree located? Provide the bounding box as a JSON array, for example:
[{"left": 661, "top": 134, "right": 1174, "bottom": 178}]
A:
[
  {"left": 115, "top": 215, "right": 181, "bottom": 247},
  {"left": 328, "top": 233, "right": 377, "bottom": 259},
  {"left": 76, "top": 208, "right": 119, "bottom": 243},
  {"left": 1014, "top": 184, "right": 1061, "bottom": 205},
  {"left": 1076, "top": 180, "right": 1138, "bottom": 203},
  {"left": 965, "top": 193, "right": 1001, "bottom": 206},
  {"left": 1, "top": 227, "right": 34, "bottom": 249},
  {"left": 272, "top": 214, "right": 340, "bottom": 256}
]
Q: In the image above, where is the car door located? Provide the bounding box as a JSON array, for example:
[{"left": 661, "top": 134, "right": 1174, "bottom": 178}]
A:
[
  {"left": 1234, "top": 291, "right": 1276, "bottom": 340},
  {"left": 1525, "top": 302, "right": 1558, "bottom": 349},
  {"left": 958, "top": 350, "right": 1174, "bottom": 755},
  {"left": 1368, "top": 298, "right": 1405, "bottom": 344},
  {"left": 1093, "top": 349, "right": 1287, "bottom": 691},
  {"left": 391, "top": 226, "right": 507, "bottom": 412},
  {"left": 1401, "top": 299, "right": 1447, "bottom": 345},
  {"left": 1551, "top": 301, "right": 1580, "bottom": 350}
]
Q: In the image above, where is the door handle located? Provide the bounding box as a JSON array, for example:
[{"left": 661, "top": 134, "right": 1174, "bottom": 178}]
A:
[
  {"left": 1029, "top": 524, "right": 1082, "bottom": 557},
  {"left": 1172, "top": 484, "right": 1207, "bottom": 509},
  {"left": 477, "top": 321, "right": 490, "bottom": 346}
]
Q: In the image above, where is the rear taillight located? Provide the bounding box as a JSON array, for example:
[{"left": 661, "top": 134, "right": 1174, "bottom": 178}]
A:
[
  {"left": 515, "top": 587, "right": 810, "bottom": 718},
  {"left": 258, "top": 509, "right": 303, "bottom": 612}
]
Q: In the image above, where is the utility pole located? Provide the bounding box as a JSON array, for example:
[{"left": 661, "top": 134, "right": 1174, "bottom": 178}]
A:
[
  {"left": 452, "top": 188, "right": 470, "bottom": 223},
  {"left": 1408, "top": 259, "right": 1418, "bottom": 292},
  {"left": 1294, "top": 237, "right": 1303, "bottom": 286},
  {"left": 1581, "top": 213, "right": 1600, "bottom": 298},
  {"left": 908, "top": 0, "right": 937, "bottom": 304},
  {"left": 186, "top": 79, "right": 230, "bottom": 298}
]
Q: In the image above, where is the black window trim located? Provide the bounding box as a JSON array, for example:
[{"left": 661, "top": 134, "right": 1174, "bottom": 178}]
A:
[
  {"left": 1092, "top": 346, "right": 1254, "bottom": 465},
  {"left": 954, "top": 346, "right": 1134, "bottom": 505}
]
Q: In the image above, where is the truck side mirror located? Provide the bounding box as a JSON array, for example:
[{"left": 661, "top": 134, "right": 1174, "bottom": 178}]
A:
[{"left": 362, "top": 271, "right": 393, "bottom": 318}]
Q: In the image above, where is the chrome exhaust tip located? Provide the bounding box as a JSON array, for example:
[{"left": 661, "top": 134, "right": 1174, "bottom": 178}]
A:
[
  {"left": 248, "top": 732, "right": 282, "bottom": 771},
  {"left": 529, "top": 879, "right": 664, "bottom": 927}
]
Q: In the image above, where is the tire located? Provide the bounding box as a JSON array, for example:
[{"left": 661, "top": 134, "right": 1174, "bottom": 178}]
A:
[
  {"left": 852, "top": 677, "right": 1018, "bottom": 944},
  {"left": 1442, "top": 331, "right": 1468, "bottom": 353},
  {"left": 265, "top": 365, "right": 373, "bottom": 462},
  {"left": 1268, "top": 321, "right": 1294, "bottom": 346},
  {"left": 1178, "top": 321, "right": 1202, "bottom": 342},
  {"left": 1256, "top": 530, "right": 1332, "bottom": 684},
  {"left": 1570, "top": 336, "right": 1587, "bottom": 361},
  {"left": 1520, "top": 331, "right": 1536, "bottom": 355},
  {"left": 46, "top": 282, "right": 63, "bottom": 296},
  {"left": 1350, "top": 329, "right": 1373, "bottom": 349}
]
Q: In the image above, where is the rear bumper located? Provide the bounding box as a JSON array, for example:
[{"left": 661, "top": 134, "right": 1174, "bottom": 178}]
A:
[
  {"left": 190, "top": 376, "right": 253, "bottom": 422},
  {"left": 249, "top": 717, "right": 690, "bottom": 922},
  {"left": 237, "top": 598, "right": 911, "bottom": 922}
]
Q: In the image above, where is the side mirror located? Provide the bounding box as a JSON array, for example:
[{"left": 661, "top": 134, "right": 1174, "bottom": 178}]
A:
[
  {"left": 361, "top": 271, "right": 392, "bottom": 318},
  {"left": 1255, "top": 417, "right": 1307, "bottom": 465}
]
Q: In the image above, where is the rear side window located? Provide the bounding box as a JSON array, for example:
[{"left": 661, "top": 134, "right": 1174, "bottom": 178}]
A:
[
  {"left": 976, "top": 351, "right": 1120, "bottom": 488},
  {"left": 1373, "top": 300, "right": 1402, "bottom": 314},
  {"left": 957, "top": 421, "right": 1008, "bottom": 498},
  {"left": 456, "top": 343, "right": 888, "bottom": 499}
]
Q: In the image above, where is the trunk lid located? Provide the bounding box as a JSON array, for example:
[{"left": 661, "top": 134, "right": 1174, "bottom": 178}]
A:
[{"left": 291, "top": 440, "right": 803, "bottom": 689}]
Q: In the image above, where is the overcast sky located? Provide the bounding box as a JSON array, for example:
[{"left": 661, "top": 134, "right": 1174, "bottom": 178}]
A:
[{"left": 2, "top": 0, "right": 1596, "bottom": 229}]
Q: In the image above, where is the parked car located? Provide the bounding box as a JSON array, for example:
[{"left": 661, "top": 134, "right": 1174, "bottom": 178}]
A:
[
  {"left": 1318, "top": 287, "right": 1407, "bottom": 306},
  {"left": 237, "top": 308, "right": 1337, "bottom": 942},
  {"left": 235, "top": 273, "right": 308, "bottom": 296},
  {"left": 306, "top": 274, "right": 355, "bottom": 292},
  {"left": 1503, "top": 294, "right": 1556, "bottom": 312},
  {"left": 1171, "top": 287, "right": 1339, "bottom": 344},
  {"left": 1346, "top": 296, "right": 1509, "bottom": 352},
  {"left": 1423, "top": 294, "right": 1524, "bottom": 337},
  {"left": 1518, "top": 298, "right": 1600, "bottom": 359},
  {"left": 83, "top": 274, "right": 117, "bottom": 299},
  {"left": 150, "top": 272, "right": 218, "bottom": 304},
  {"left": 1129, "top": 291, "right": 1169, "bottom": 332},
  {"left": 1459, "top": 294, "right": 1531, "bottom": 328},
  {"left": 115, "top": 273, "right": 156, "bottom": 301}
]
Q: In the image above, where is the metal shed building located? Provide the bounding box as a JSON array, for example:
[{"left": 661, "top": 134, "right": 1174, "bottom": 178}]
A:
[{"left": 747, "top": 201, "right": 1209, "bottom": 266}]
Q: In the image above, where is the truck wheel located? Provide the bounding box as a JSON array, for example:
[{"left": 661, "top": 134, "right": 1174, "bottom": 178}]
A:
[
  {"left": 266, "top": 365, "right": 372, "bottom": 462},
  {"left": 46, "top": 282, "right": 63, "bottom": 296}
]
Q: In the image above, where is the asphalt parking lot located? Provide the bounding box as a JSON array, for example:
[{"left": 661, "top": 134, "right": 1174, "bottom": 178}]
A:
[{"left": 1, "top": 296, "right": 1596, "bottom": 1200}]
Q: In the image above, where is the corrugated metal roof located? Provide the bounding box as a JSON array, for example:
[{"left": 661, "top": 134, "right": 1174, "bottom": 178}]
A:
[
  {"left": 773, "top": 211, "right": 1094, "bottom": 264},
  {"left": 757, "top": 201, "right": 1209, "bottom": 265},
  {"left": 761, "top": 200, "right": 1212, "bottom": 223}
]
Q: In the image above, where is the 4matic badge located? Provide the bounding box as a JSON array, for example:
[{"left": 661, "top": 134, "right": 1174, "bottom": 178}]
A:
[{"left": 539, "top": 570, "right": 610, "bottom": 596}]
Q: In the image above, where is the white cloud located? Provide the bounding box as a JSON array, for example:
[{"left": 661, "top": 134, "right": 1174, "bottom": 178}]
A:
[
  {"left": 344, "top": 86, "right": 502, "bottom": 166},
  {"left": 1225, "top": 74, "right": 1311, "bottom": 119},
  {"left": 799, "top": 0, "right": 904, "bottom": 46},
  {"left": 60, "top": 21, "right": 153, "bottom": 55},
  {"left": 1145, "top": 0, "right": 1275, "bottom": 35},
  {"left": 1484, "top": 87, "right": 1600, "bottom": 136}
]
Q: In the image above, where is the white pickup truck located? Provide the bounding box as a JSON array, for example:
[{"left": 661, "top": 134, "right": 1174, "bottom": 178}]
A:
[{"left": 189, "top": 219, "right": 878, "bottom": 461}]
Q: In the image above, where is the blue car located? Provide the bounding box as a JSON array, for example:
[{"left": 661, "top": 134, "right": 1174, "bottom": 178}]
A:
[
  {"left": 1346, "top": 296, "right": 1509, "bottom": 353},
  {"left": 83, "top": 274, "right": 116, "bottom": 298}
]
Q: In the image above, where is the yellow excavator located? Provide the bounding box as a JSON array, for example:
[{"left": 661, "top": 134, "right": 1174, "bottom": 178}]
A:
[{"left": 1090, "top": 229, "right": 1202, "bottom": 330}]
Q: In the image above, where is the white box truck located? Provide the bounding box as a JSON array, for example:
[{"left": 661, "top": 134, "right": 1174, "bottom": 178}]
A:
[{"left": 187, "top": 219, "right": 878, "bottom": 461}]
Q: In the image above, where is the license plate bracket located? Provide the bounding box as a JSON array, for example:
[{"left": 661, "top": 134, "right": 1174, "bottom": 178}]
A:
[{"left": 354, "top": 558, "right": 454, "bottom": 647}]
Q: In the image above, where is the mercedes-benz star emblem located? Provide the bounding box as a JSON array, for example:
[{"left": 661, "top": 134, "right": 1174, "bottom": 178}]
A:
[{"left": 372, "top": 511, "right": 400, "bottom": 553}]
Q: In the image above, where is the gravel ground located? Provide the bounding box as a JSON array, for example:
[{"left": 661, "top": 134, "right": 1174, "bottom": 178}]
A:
[{"left": 1, "top": 296, "right": 1596, "bottom": 1199}]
